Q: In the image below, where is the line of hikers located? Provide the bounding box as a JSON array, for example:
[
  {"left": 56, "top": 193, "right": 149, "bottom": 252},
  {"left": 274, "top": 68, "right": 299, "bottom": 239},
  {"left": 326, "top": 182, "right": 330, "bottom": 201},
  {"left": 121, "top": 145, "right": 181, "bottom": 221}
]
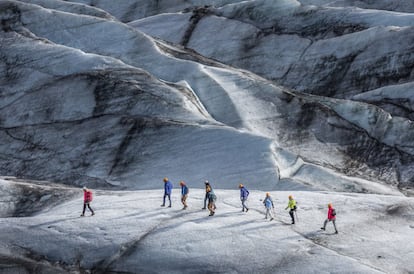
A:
[
  {"left": 80, "top": 178, "right": 338, "bottom": 234},
  {"left": 160, "top": 177, "right": 338, "bottom": 233}
]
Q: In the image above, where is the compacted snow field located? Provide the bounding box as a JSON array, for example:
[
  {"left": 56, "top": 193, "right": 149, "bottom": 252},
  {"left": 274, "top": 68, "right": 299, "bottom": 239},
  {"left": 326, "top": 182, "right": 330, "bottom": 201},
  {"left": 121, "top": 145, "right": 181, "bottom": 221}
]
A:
[{"left": 0, "top": 178, "right": 413, "bottom": 273}]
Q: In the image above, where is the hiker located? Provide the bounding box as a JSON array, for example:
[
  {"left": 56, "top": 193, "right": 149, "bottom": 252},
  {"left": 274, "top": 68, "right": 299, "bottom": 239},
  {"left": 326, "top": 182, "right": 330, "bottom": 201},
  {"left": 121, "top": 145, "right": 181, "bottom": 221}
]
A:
[
  {"left": 239, "top": 184, "right": 249, "bottom": 212},
  {"left": 180, "top": 181, "right": 189, "bottom": 210},
  {"left": 81, "top": 186, "right": 95, "bottom": 217},
  {"left": 161, "top": 177, "right": 173, "bottom": 207},
  {"left": 207, "top": 188, "right": 217, "bottom": 216},
  {"left": 263, "top": 192, "right": 274, "bottom": 221},
  {"left": 285, "top": 195, "right": 297, "bottom": 224},
  {"left": 321, "top": 203, "right": 338, "bottom": 234},
  {"left": 202, "top": 180, "right": 212, "bottom": 210}
]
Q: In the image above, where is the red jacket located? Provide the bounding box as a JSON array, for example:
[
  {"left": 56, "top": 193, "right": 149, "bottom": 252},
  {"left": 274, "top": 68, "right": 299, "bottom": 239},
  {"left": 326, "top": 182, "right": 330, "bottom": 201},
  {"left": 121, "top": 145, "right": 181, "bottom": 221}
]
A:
[
  {"left": 328, "top": 207, "right": 336, "bottom": 220},
  {"left": 84, "top": 190, "right": 93, "bottom": 203}
]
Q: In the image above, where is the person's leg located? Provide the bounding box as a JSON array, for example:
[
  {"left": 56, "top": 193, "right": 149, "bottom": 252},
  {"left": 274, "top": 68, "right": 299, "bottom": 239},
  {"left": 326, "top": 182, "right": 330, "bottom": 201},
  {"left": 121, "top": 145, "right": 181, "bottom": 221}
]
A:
[
  {"left": 166, "top": 194, "right": 171, "bottom": 207},
  {"left": 208, "top": 201, "right": 213, "bottom": 215},
  {"left": 211, "top": 202, "right": 215, "bottom": 215},
  {"left": 321, "top": 219, "right": 328, "bottom": 230},
  {"left": 243, "top": 198, "right": 249, "bottom": 211},
  {"left": 203, "top": 193, "right": 208, "bottom": 209},
  {"left": 266, "top": 207, "right": 273, "bottom": 220},
  {"left": 289, "top": 210, "right": 295, "bottom": 224},
  {"left": 162, "top": 194, "right": 166, "bottom": 206},
  {"left": 81, "top": 203, "right": 86, "bottom": 216},
  {"left": 87, "top": 204, "right": 95, "bottom": 215},
  {"left": 332, "top": 219, "right": 338, "bottom": 233},
  {"left": 182, "top": 195, "right": 187, "bottom": 209}
]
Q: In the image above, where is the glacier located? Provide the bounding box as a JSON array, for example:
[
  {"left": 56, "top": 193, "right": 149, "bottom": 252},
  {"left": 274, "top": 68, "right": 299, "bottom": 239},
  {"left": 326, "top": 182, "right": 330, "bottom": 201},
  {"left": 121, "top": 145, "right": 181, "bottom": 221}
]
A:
[{"left": 0, "top": 0, "right": 413, "bottom": 273}]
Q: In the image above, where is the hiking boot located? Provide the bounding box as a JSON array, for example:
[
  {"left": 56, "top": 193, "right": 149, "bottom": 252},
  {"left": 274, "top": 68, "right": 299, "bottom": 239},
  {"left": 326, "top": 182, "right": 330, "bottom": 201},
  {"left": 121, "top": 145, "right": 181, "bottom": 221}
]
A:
[
  {"left": 80, "top": 214, "right": 85, "bottom": 217},
  {"left": 242, "top": 209, "right": 245, "bottom": 212},
  {"left": 246, "top": 208, "right": 249, "bottom": 212},
  {"left": 270, "top": 218, "right": 274, "bottom": 221},
  {"left": 335, "top": 231, "right": 338, "bottom": 234},
  {"left": 91, "top": 212, "right": 95, "bottom": 216},
  {"left": 202, "top": 207, "right": 206, "bottom": 210},
  {"left": 321, "top": 227, "right": 325, "bottom": 230},
  {"left": 168, "top": 205, "right": 172, "bottom": 208},
  {"left": 161, "top": 204, "right": 165, "bottom": 207}
]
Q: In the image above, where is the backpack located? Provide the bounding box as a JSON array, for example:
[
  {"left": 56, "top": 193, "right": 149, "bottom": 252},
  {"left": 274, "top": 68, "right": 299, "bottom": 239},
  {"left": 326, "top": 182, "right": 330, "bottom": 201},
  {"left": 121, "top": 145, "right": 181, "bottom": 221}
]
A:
[
  {"left": 332, "top": 209, "right": 336, "bottom": 216},
  {"left": 209, "top": 192, "right": 216, "bottom": 202}
]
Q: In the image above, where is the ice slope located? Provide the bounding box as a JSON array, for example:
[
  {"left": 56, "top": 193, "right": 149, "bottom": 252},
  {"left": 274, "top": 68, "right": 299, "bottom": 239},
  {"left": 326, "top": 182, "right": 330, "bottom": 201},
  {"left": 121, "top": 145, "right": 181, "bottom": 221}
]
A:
[
  {"left": 1, "top": 0, "right": 413, "bottom": 192},
  {"left": 0, "top": 178, "right": 413, "bottom": 273},
  {"left": 298, "top": 0, "right": 414, "bottom": 12},
  {"left": 352, "top": 82, "right": 414, "bottom": 120},
  {"left": 131, "top": 1, "right": 414, "bottom": 99}
]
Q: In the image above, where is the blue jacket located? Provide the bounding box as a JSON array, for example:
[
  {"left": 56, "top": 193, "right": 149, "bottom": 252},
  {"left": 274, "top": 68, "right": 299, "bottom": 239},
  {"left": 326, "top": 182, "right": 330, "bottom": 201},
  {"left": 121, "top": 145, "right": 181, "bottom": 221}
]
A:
[
  {"left": 164, "top": 180, "right": 173, "bottom": 194},
  {"left": 181, "top": 185, "right": 189, "bottom": 195},
  {"left": 264, "top": 196, "right": 273, "bottom": 209},
  {"left": 240, "top": 187, "right": 249, "bottom": 199}
]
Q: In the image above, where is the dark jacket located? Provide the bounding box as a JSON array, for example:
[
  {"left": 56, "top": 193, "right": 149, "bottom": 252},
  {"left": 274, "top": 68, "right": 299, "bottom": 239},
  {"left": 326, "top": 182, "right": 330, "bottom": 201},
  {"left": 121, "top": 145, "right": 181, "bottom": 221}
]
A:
[{"left": 181, "top": 185, "right": 189, "bottom": 196}]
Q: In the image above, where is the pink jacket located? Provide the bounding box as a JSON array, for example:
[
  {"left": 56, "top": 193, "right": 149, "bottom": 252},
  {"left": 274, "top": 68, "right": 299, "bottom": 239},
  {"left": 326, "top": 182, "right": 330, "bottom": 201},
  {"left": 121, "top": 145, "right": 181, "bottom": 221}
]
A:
[
  {"left": 84, "top": 190, "right": 93, "bottom": 203},
  {"left": 328, "top": 207, "right": 336, "bottom": 220}
]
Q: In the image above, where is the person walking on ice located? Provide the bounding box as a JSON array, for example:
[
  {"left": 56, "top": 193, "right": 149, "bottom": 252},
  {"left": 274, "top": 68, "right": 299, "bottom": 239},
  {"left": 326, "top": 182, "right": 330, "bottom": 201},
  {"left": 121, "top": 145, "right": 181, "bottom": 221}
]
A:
[
  {"left": 81, "top": 186, "right": 94, "bottom": 217},
  {"left": 207, "top": 188, "right": 217, "bottom": 216},
  {"left": 161, "top": 177, "right": 173, "bottom": 207},
  {"left": 285, "top": 195, "right": 297, "bottom": 224},
  {"left": 263, "top": 192, "right": 274, "bottom": 221},
  {"left": 239, "top": 184, "right": 249, "bottom": 212},
  {"left": 202, "top": 180, "right": 212, "bottom": 210},
  {"left": 321, "top": 203, "right": 338, "bottom": 234},
  {"left": 180, "top": 181, "right": 189, "bottom": 210}
]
